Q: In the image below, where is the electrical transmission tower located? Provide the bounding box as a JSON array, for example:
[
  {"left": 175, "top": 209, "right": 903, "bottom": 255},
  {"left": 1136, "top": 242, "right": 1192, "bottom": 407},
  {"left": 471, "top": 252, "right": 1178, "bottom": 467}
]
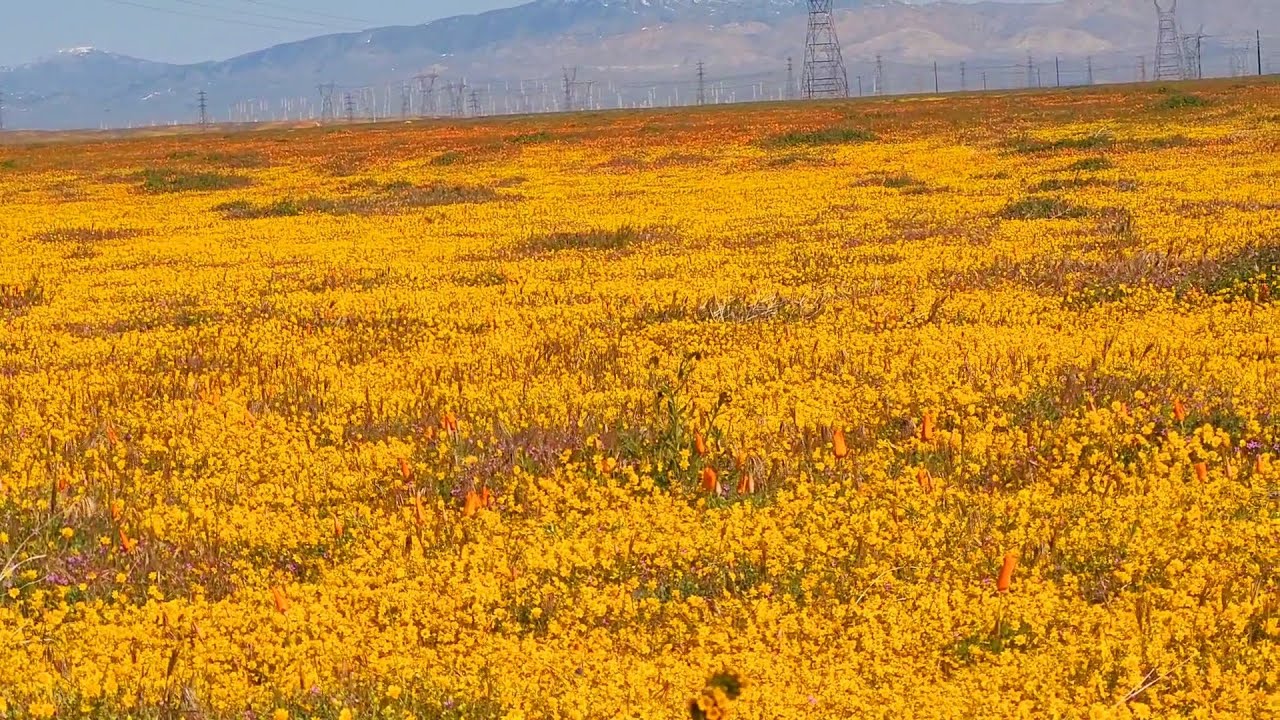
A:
[
  {"left": 786, "top": 57, "right": 795, "bottom": 100},
  {"left": 197, "top": 90, "right": 209, "bottom": 129},
  {"left": 414, "top": 73, "right": 438, "bottom": 117},
  {"left": 1154, "top": 0, "right": 1186, "bottom": 80},
  {"left": 317, "top": 83, "right": 337, "bottom": 122},
  {"left": 1181, "top": 27, "right": 1206, "bottom": 79},
  {"left": 1, "top": 90, "right": 6, "bottom": 131},
  {"left": 696, "top": 61, "right": 706, "bottom": 105},
  {"left": 343, "top": 92, "right": 356, "bottom": 123},
  {"left": 562, "top": 67, "right": 576, "bottom": 111},
  {"left": 400, "top": 84, "right": 412, "bottom": 118},
  {"left": 446, "top": 82, "right": 466, "bottom": 117},
  {"left": 874, "top": 55, "right": 885, "bottom": 95},
  {"left": 468, "top": 89, "right": 482, "bottom": 117},
  {"left": 801, "top": 0, "right": 849, "bottom": 98}
]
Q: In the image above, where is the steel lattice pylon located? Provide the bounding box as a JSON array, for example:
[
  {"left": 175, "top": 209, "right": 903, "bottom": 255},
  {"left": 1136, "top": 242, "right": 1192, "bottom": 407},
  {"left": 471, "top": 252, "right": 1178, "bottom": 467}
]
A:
[
  {"left": 802, "top": 0, "right": 849, "bottom": 99},
  {"left": 1154, "top": 0, "right": 1186, "bottom": 81}
]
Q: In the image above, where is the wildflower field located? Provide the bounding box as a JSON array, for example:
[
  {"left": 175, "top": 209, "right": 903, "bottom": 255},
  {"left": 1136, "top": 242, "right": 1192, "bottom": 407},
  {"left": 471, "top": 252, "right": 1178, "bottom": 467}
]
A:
[{"left": 1, "top": 79, "right": 1279, "bottom": 719}]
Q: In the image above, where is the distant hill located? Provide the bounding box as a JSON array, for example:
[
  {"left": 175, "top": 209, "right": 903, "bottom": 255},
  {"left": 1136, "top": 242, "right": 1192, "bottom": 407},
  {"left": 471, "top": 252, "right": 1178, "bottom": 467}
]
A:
[{"left": 1, "top": 0, "right": 1275, "bottom": 130}]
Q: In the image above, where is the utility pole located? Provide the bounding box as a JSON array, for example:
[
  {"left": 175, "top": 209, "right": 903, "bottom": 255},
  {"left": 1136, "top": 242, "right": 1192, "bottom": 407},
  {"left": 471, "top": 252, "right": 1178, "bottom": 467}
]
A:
[
  {"left": 1259, "top": 30, "right": 1265, "bottom": 76},
  {"left": 933, "top": 61, "right": 940, "bottom": 93},
  {"left": 197, "top": 90, "right": 209, "bottom": 129},
  {"left": 801, "top": 0, "right": 849, "bottom": 98},
  {"left": 1139, "top": 55, "right": 1148, "bottom": 82},
  {"left": 697, "top": 61, "right": 706, "bottom": 105},
  {"left": 1055, "top": 57, "right": 1061, "bottom": 87},
  {"left": 0, "top": 89, "right": 5, "bottom": 131},
  {"left": 983, "top": 71, "right": 988, "bottom": 91},
  {"left": 960, "top": 62, "right": 967, "bottom": 91},
  {"left": 786, "top": 57, "right": 795, "bottom": 100},
  {"left": 1087, "top": 56, "right": 1094, "bottom": 85}
]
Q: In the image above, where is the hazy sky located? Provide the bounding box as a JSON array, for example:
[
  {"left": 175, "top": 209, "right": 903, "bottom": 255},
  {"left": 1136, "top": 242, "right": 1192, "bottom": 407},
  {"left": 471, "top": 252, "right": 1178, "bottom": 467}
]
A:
[{"left": 1, "top": 0, "right": 521, "bottom": 67}]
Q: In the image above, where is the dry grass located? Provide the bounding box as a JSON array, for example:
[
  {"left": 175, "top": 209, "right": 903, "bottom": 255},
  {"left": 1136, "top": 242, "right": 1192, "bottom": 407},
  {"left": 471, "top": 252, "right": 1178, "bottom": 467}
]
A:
[
  {"left": 520, "top": 225, "right": 669, "bottom": 254},
  {"left": 637, "top": 294, "right": 826, "bottom": 325},
  {"left": 29, "top": 226, "right": 141, "bottom": 245}
]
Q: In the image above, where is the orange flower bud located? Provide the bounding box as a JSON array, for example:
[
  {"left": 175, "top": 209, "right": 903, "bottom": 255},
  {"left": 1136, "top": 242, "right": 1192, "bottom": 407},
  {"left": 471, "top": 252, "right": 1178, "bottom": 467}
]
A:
[
  {"left": 921, "top": 412, "right": 936, "bottom": 443},
  {"left": 694, "top": 431, "right": 708, "bottom": 456},
  {"left": 271, "top": 586, "right": 289, "bottom": 613},
  {"left": 1174, "top": 399, "right": 1187, "bottom": 424},
  {"left": 1194, "top": 461, "right": 1208, "bottom": 483}
]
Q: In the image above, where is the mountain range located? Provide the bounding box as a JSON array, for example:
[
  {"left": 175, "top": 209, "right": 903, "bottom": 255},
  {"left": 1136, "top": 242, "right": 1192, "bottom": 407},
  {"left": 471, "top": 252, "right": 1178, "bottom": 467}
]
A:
[{"left": 0, "top": 0, "right": 1275, "bottom": 130}]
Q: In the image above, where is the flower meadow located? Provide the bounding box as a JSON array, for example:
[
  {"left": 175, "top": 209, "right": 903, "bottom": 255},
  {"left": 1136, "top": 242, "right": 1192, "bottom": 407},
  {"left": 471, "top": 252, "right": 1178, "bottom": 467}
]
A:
[{"left": 1, "top": 81, "right": 1278, "bottom": 719}]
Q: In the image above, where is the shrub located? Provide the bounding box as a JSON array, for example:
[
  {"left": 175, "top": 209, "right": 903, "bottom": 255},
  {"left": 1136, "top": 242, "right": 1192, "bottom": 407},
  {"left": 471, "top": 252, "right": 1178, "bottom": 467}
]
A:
[
  {"left": 1066, "top": 157, "right": 1112, "bottom": 172},
  {"left": 138, "top": 168, "right": 251, "bottom": 194},
  {"left": 1157, "top": 93, "right": 1209, "bottom": 110},
  {"left": 998, "top": 195, "right": 1090, "bottom": 220},
  {"left": 1010, "top": 133, "right": 1113, "bottom": 154},
  {"left": 764, "top": 127, "right": 877, "bottom": 148}
]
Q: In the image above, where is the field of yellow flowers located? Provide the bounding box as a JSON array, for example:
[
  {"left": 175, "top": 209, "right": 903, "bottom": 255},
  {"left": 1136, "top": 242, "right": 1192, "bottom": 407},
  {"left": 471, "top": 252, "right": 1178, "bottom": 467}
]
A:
[{"left": 1, "top": 79, "right": 1279, "bottom": 719}]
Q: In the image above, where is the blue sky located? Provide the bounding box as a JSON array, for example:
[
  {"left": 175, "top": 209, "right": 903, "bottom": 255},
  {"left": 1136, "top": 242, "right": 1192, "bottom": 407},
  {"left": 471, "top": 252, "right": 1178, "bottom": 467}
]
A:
[{"left": 1, "top": 0, "right": 520, "bottom": 66}]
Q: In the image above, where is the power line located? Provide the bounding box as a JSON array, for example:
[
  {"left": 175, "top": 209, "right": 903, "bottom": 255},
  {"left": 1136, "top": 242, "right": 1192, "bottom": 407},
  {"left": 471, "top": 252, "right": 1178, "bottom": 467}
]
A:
[
  {"left": 96, "top": 0, "right": 295, "bottom": 31},
  {"left": 167, "top": 0, "right": 333, "bottom": 28},
  {"left": 236, "top": 0, "right": 370, "bottom": 25}
]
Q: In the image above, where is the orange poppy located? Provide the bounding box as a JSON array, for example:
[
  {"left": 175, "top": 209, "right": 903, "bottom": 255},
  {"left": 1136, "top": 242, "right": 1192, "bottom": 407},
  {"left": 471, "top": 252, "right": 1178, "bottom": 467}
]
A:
[
  {"left": 1194, "top": 462, "right": 1208, "bottom": 483},
  {"left": 118, "top": 527, "right": 137, "bottom": 553},
  {"left": 917, "top": 468, "right": 933, "bottom": 493},
  {"left": 997, "top": 553, "right": 1017, "bottom": 593},
  {"left": 832, "top": 426, "right": 849, "bottom": 460},
  {"left": 694, "top": 431, "right": 708, "bottom": 456},
  {"left": 921, "top": 412, "right": 936, "bottom": 442},
  {"left": 700, "top": 467, "right": 720, "bottom": 494},
  {"left": 1174, "top": 400, "right": 1187, "bottom": 423},
  {"left": 463, "top": 490, "right": 482, "bottom": 517},
  {"left": 737, "top": 471, "right": 755, "bottom": 496},
  {"left": 398, "top": 457, "right": 412, "bottom": 481},
  {"left": 271, "top": 586, "right": 289, "bottom": 613}
]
